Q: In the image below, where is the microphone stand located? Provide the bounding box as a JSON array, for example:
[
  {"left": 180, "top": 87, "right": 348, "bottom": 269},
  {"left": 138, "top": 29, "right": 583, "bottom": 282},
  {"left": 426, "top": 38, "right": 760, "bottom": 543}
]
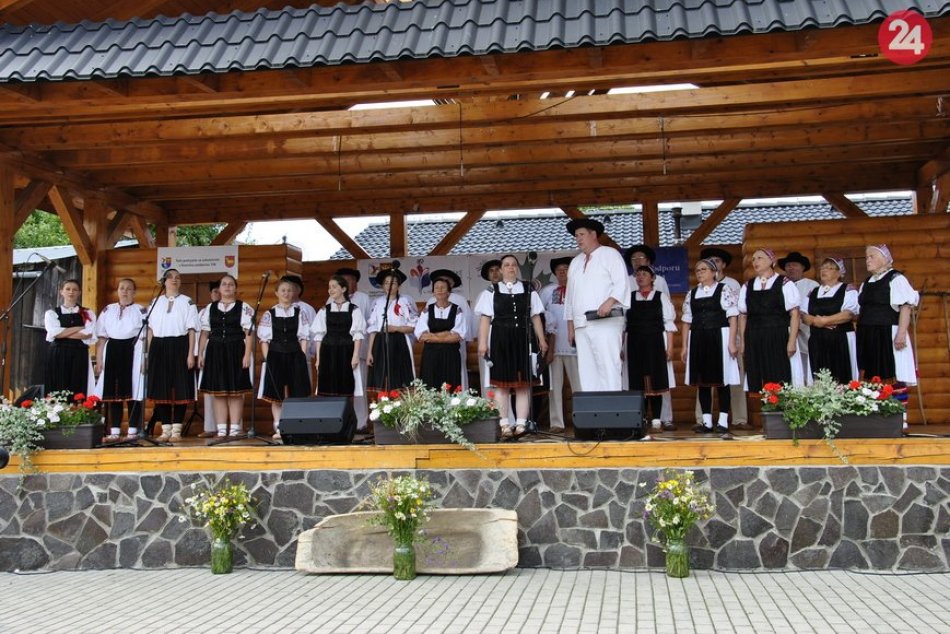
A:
[
  {"left": 106, "top": 280, "right": 170, "bottom": 447},
  {"left": 0, "top": 258, "right": 57, "bottom": 398},
  {"left": 209, "top": 271, "right": 277, "bottom": 446},
  {"left": 380, "top": 290, "right": 393, "bottom": 394}
]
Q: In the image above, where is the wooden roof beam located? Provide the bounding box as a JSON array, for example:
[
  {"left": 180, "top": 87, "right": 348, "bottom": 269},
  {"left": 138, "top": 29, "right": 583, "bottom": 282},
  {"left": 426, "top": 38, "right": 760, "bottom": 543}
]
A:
[
  {"left": 641, "top": 200, "right": 659, "bottom": 246},
  {"left": 176, "top": 75, "right": 220, "bottom": 94},
  {"left": 822, "top": 193, "right": 869, "bottom": 218},
  {"left": 427, "top": 209, "right": 485, "bottom": 256},
  {"left": 315, "top": 216, "right": 371, "bottom": 260},
  {"left": 48, "top": 185, "right": 94, "bottom": 266},
  {"left": 127, "top": 214, "right": 154, "bottom": 248},
  {"left": 0, "top": 84, "right": 39, "bottom": 104},
  {"left": 105, "top": 209, "right": 131, "bottom": 247},
  {"left": 685, "top": 198, "right": 742, "bottom": 248},
  {"left": 390, "top": 212, "right": 407, "bottom": 258},
  {"left": 209, "top": 221, "right": 247, "bottom": 246},
  {"left": 14, "top": 179, "right": 51, "bottom": 230}
]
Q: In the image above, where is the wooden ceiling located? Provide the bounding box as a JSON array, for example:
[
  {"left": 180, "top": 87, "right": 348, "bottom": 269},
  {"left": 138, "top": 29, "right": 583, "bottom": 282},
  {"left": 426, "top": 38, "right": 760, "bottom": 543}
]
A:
[{"left": 0, "top": 13, "right": 948, "bottom": 250}]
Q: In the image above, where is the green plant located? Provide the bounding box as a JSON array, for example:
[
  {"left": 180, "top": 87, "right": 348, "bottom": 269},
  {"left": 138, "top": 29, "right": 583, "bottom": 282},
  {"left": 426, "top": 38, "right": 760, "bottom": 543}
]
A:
[
  {"left": 368, "top": 380, "right": 497, "bottom": 450},
  {"left": 182, "top": 479, "right": 256, "bottom": 541},
  {"left": 364, "top": 474, "right": 435, "bottom": 546},
  {"left": 642, "top": 469, "right": 715, "bottom": 545}
]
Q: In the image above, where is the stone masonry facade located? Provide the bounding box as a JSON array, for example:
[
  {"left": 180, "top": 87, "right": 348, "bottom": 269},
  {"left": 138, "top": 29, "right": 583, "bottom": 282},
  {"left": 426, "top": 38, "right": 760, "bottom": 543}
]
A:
[{"left": 0, "top": 466, "right": 947, "bottom": 572}]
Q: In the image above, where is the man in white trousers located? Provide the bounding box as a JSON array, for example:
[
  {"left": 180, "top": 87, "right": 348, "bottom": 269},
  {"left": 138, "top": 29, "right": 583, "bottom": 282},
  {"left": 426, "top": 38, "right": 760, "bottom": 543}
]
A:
[
  {"left": 564, "top": 218, "right": 630, "bottom": 391},
  {"left": 541, "top": 256, "right": 580, "bottom": 433}
]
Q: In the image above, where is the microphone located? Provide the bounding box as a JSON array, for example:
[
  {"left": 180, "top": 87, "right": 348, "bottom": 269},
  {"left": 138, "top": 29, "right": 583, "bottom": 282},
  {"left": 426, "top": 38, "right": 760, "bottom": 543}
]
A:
[
  {"left": 36, "top": 253, "right": 66, "bottom": 274},
  {"left": 263, "top": 270, "right": 273, "bottom": 278}
]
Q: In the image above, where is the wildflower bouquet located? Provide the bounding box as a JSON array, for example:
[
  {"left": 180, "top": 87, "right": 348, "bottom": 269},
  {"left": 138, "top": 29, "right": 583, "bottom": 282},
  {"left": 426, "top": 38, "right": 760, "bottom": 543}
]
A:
[
  {"left": 365, "top": 474, "right": 435, "bottom": 545},
  {"left": 369, "top": 380, "right": 497, "bottom": 449},
  {"left": 182, "top": 479, "right": 256, "bottom": 541},
  {"left": 642, "top": 469, "right": 715, "bottom": 544}
]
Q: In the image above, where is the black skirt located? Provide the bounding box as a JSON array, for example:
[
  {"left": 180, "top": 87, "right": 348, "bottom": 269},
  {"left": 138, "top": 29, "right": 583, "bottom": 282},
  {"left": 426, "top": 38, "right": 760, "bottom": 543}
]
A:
[
  {"left": 489, "top": 325, "right": 538, "bottom": 388},
  {"left": 367, "top": 333, "right": 414, "bottom": 394},
  {"left": 261, "top": 348, "right": 311, "bottom": 403},
  {"left": 200, "top": 339, "right": 252, "bottom": 395},
  {"left": 419, "top": 341, "right": 462, "bottom": 390},
  {"left": 744, "top": 325, "right": 791, "bottom": 391},
  {"left": 45, "top": 341, "right": 88, "bottom": 397},
  {"left": 688, "top": 328, "right": 725, "bottom": 387},
  {"left": 627, "top": 329, "right": 669, "bottom": 394},
  {"left": 147, "top": 335, "right": 195, "bottom": 404},
  {"left": 809, "top": 327, "right": 853, "bottom": 384},
  {"left": 856, "top": 324, "right": 896, "bottom": 381},
  {"left": 318, "top": 336, "right": 356, "bottom": 396},
  {"left": 100, "top": 337, "right": 136, "bottom": 401}
]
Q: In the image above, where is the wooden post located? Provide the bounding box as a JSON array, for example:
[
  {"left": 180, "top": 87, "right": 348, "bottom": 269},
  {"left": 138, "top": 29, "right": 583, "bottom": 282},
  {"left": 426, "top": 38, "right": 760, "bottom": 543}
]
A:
[
  {"left": 390, "top": 212, "right": 407, "bottom": 257},
  {"left": 0, "top": 167, "right": 13, "bottom": 397},
  {"left": 81, "top": 198, "right": 109, "bottom": 314},
  {"left": 641, "top": 200, "right": 659, "bottom": 246}
]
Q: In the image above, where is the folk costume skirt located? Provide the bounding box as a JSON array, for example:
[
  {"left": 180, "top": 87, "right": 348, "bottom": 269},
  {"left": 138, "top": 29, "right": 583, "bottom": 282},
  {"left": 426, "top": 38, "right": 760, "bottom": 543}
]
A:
[
  {"left": 148, "top": 335, "right": 195, "bottom": 404},
  {"left": 626, "top": 328, "right": 670, "bottom": 394},
  {"left": 419, "top": 341, "right": 463, "bottom": 390},
  {"left": 318, "top": 335, "right": 357, "bottom": 396},
  {"left": 45, "top": 340, "right": 90, "bottom": 397},
  {"left": 200, "top": 339, "right": 252, "bottom": 396},
  {"left": 260, "top": 348, "right": 310, "bottom": 403},
  {"left": 367, "top": 333, "right": 414, "bottom": 395}
]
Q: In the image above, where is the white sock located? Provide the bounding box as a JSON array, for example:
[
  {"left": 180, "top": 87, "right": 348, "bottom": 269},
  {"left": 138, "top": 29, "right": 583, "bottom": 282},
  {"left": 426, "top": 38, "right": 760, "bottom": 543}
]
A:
[
  {"left": 651, "top": 418, "right": 661, "bottom": 430},
  {"left": 229, "top": 424, "right": 242, "bottom": 436},
  {"left": 217, "top": 424, "right": 227, "bottom": 437},
  {"left": 702, "top": 413, "right": 713, "bottom": 428},
  {"left": 110, "top": 427, "right": 121, "bottom": 436},
  {"left": 515, "top": 418, "right": 526, "bottom": 427},
  {"left": 127, "top": 427, "right": 138, "bottom": 437},
  {"left": 717, "top": 412, "right": 729, "bottom": 429}
]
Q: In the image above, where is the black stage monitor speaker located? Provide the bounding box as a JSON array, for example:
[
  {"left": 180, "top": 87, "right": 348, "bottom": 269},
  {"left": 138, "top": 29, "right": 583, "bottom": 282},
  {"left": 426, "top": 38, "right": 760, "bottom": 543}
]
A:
[
  {"left": 572, "top": 391, "right": 644, "bottom": 440},
  {"left": 280, "top": 397, "right": 356, "bottom": 445}
]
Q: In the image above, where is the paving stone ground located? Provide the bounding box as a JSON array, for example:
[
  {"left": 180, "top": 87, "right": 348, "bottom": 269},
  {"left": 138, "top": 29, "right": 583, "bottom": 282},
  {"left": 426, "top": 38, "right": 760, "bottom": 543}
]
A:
[{"left": 0, "top": 567, "right": 947, "bottom": 633}]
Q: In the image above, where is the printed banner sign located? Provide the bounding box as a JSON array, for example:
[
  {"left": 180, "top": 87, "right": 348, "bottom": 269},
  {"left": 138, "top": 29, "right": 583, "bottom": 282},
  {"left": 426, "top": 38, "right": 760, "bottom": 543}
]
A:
[{"left": 156, "top": 246, "right": 239, "bottom": 280}]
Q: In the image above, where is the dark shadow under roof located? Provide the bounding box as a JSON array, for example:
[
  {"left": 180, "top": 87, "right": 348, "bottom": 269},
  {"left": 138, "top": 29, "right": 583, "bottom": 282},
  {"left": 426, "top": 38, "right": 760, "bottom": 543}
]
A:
[{"left": 2, "top": 0, "right": 948, "bottom": 82}]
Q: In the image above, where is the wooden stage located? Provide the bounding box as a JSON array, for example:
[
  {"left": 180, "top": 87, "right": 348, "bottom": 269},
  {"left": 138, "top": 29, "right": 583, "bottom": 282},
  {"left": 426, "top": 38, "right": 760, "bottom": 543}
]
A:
[{"left": 9, "top": 431, "right": 950, "bottom": 474}]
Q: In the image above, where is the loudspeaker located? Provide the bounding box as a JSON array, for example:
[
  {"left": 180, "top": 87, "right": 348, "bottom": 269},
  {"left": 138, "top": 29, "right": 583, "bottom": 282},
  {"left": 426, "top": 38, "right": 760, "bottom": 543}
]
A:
[
  {"left": 14, "top": 385, "right": 44, "bottom": 407},
  {"left": 280, "top": 397, "right": 356, "bottom": 445},
  {"left": 572, "top": 390, "right": 644, "bottom": 440}
]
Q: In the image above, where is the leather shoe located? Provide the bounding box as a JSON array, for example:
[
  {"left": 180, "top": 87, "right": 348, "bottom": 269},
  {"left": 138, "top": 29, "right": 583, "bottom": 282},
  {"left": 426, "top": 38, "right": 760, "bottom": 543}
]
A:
[
  {"left": 197, "top": 431, "right": 216, "bottom": 438},
  {"left": 693, "top": 424, "right": 712, "bottom": 434},
  {"left": 661, "top": 421, "right": 676, "bottom": 432},
  {"left": 713, "top": 425, "right": 729, "bottom": 434}
]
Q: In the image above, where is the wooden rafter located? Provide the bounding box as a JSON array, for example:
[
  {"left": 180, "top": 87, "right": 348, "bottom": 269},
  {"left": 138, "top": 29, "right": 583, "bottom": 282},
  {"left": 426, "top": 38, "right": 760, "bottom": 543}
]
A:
[
  {"left": 427, "top": 209, "right": 485, "bottom": 256},
  {"left": 47, "top": 185, "right": 94, "bottom": 265},
  {"left": 210, "top": 221, "right": 247, "bottom": 246},
  {"left": 105, "top": 210, "right": 131, "bottom": 247},
  {"left": 314, "top": 217, "right": 370, "bottom": 260},
  {"left": 641, "top": 200, "right": 659, "bottom": 247},
  {"left": 128, "top": 214, "right": 155, "bottom": 248},
  {"left": 822, "top": 193, "right": 869, "bottom": 218},
  {"left": 390, "top": 212, "right": 407, "bottom": 258},
  {"left": 14, "top": 179, "right": 51, "bottom": 229},
  {"left": 684, "top": 198, "right": 742, "bottom": 248}
]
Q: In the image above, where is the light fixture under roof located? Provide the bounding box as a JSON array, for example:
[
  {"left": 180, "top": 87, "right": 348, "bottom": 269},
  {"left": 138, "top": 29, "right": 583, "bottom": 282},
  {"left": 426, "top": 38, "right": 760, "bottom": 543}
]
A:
[
  {"left": 607, "top": 83, "right": 699, "bottom": 95},
  {"left": 349, "top": 99, "right": 437, "bottom": 111}
]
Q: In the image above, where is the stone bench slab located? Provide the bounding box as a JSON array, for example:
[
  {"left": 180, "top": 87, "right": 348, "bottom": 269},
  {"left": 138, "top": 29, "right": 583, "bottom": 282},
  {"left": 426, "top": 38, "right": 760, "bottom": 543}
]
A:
[{"left": 295, "top": 508, "right": 518, "bottom": 575}]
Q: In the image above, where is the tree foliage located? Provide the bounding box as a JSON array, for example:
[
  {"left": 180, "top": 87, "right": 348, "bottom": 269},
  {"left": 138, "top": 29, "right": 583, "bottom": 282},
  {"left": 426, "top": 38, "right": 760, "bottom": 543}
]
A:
[
  {"left": 168, "top": 224, "right": 226, "bottom": 246},
  {"left": 14, "top": 211, "right": 227, "bottom": 248}
]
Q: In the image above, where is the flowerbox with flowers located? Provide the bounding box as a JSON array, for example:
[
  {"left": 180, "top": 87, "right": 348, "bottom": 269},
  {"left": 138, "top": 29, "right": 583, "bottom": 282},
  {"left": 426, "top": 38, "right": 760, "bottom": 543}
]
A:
[
  {"left": 371, "top": 380, "right": 499, "bottom": 447},
  {"left": 760, "top": 370, "right": 904, "bottom": 441}
]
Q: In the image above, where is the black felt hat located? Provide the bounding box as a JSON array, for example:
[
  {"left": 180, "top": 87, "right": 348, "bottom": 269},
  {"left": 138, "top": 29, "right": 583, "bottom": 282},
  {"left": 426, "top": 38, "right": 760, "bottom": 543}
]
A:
[
  {"left": 430, "top": 268, "right": 462, "bottom": 290},
  {"left": 778, "top": 251, "right": 812, "bottom": 272},
  {"left": 699, "top": 247, "right": 733, "bottom": 267},
  {"left": 480, "top": 259, "right": 502, "bottom": 281},
  {"left": 624, "top": 244, "right": 656, "bottom": 265},
  {"left": 375, "top": 265, "right": 406, "bottom": 286},
  {"left": 335, "top": 267, "right": 361, "bottom": 282},
  {"left": 550, "top": 256, "right": 572, "bottom": 273},
  {"left": 279, "top": 274, "right": 304, "bottom": 294},
  {"left": 565, "top": 217, "right": 605, "bottom": 236}
]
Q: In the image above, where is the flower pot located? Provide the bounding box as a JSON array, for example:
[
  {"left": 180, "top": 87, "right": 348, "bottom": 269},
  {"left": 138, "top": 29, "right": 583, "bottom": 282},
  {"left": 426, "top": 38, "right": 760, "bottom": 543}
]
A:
[
  {"left": 762, "top": 412, "right": 903, "bottom": 439},
  {"left": 393, "top": 542, "right": 416, "bottom": 581},
  {"left": 373, "top": 417, "right": 499, "bottom": 445},
  {"left": 39, "top": 422, "right": 105, "bottom": 450},
  {"left": 665, "top": 539, "right": 690, "bottom": 578},
  {"left": 211, "top": 537, "right": 233, "bottom": 574}
]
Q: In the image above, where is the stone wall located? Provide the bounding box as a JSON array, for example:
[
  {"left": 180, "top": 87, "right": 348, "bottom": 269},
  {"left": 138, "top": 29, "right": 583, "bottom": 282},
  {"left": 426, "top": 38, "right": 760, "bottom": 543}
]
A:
[{"left": 0, "top": 466, "right": 947, "bottom": 572}]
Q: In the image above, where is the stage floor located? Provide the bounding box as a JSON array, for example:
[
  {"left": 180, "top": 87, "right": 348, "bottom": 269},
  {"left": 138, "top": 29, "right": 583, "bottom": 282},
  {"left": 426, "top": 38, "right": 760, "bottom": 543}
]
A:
[{"left": 8, "top": 425, "right": 950, "bottom": 473}]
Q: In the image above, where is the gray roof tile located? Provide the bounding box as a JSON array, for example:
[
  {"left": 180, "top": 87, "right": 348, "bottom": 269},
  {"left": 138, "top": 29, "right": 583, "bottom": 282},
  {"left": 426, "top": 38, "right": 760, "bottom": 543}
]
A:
[
  {"left": 2, "top": 0, "right": 947, "bottom": 83},
  {"left": 329, "top": 196, "right": 913, "bottom": 259}
]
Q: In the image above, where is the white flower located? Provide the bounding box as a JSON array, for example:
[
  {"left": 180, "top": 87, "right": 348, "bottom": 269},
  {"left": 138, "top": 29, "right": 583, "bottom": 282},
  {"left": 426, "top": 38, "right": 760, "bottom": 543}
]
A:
[
  {"left": 871, "top": 403, "right": 879, "bottom": 412},
  {"left": 379, "top": 396, "right": 389, "bottom": 402},
  {"left": 383, "top": 405, "right": 393, "bottom": 414},
  {"left": 659, "top": 518, "right": 666, "bottom": 527},
  {"left": 862, "top": 387, "right": 873, "bottom": 397},
  {"left": 871, "top": 390, "right": 880, "bottom": 399},
  {"left": 465, "top": 398, "right": 476, "bottom": 407},
  {"left": 450, "top": 397, "right": 461, "bottom": 406},
  {"left": 855, "top": 396, "right": 866, "bottom": 404},
  {"left": 369, "top": 410, "right": 380, "bottom": 421},
  {"left": 672, "top": 515, "right": 681, "bottom": 524},
  {"left": 394, "top": 401, "right": 402, "bottom": 407},
  {"left": 48, "top": 413, "right": 60, "bottom": 423}
]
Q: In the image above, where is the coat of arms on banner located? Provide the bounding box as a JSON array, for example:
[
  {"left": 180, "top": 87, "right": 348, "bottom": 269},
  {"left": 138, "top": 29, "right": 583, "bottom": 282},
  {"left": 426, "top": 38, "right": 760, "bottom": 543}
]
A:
[
  {"left": 160, "top": 256, "right": 173, "bottom": 271},
  {"left": 224, "top": 255, "right": 236, "bottom": 268}
]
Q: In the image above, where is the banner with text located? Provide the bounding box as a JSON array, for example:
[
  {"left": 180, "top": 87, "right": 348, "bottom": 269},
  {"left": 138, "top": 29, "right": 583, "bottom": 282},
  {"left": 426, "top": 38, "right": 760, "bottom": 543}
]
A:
[{"left": 156, "top": 246, "right": 240, "bottom": 280}]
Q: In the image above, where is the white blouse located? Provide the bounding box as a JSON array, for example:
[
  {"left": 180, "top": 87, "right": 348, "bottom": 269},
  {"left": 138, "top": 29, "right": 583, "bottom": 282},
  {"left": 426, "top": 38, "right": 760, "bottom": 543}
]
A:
[
  {"left": 474, "top": 281, "right": 545, "bottom": 318},
  {"left": 147, "top": 295, "right": 199, "bottom": 337},
  {"left": 414, "top": 303, "right": 468, "bottom": 340},
  {"left": 367, "top": 295, "right": 418, "bottom": 333},
  {"left": 738, "top": 275, "right": 801, "bottom": 314},
  {"left": 681, "top": 283, "right": 739, "bottom": 324},
  {"left": 800, "top": 283, "right": 860, "bottom": 316},
  {"left": 198, "top": 301, "right": 253, "bottom": 332},
  {"left": 858, "top": 269, "right": 919, "bottom": 312},
  {"left": 258, "top": 304, "right": 311, "bottom": 343},
  {"left": 311, "top": 301, "right": 367, "bottom": 342},
  {"left": 44, "top": 305, "right": 97, "bottom": 344},
  {"left": 95, "top": 303, "right": 145, "bottom": 341}
]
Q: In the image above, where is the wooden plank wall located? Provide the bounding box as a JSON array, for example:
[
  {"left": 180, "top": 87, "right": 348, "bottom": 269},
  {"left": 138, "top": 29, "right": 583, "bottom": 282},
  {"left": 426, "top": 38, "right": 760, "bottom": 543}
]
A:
[{"left": 744, "top": 214, "right": 950, "bottom": 425}]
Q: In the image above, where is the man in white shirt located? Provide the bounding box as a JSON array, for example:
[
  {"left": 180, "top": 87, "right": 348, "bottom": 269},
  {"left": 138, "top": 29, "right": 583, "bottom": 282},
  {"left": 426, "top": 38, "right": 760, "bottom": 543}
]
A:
[
  {"left": 778, "top": 252, "right": 819, "bottom": 385},
  {"left": 698, "top": 247, "right": 749, "bottom": 429},
  {"left": 541, "top": 256, "right": 580, "bottom": 433},
  {"left": 335, "top": 267, "right": 372, "bottom": 430},
  {"left": 564, "top": 218, "right": 630, "bottom": 391}
]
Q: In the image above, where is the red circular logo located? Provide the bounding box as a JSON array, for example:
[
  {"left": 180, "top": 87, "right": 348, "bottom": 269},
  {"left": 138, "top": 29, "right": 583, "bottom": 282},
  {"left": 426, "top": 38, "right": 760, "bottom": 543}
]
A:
[{"left": 878, "top": 10, "right": 932, "bottom": 65}]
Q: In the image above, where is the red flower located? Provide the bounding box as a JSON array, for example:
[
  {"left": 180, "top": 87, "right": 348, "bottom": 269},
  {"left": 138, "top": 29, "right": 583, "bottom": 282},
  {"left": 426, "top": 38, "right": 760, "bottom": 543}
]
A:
[
  {"left": 487, "top": 390, "right": 495, "bottom": 399},
  {"left": 442, "top": 383, "right": 451, "bottom": 391},
  {"left": 848, "top": 380, "right": 861, "bottom": 390},
  {"left": 73, "top": 392, "right": 86, "bottom": 402},
  {"left": 871, "top": 376, "right": 882, "bottom": 385},
  {"left": 389, "top": 389, "right": 400, "bottom": 399},
  {"left": 881, "top": 385, "right": 894, "bottom": 398},
  {"left": 20, "top": 399, "right": 32, "bottom": 408},
  {"left": 767, "top": 395, "right": 779, "bottom": 405},
  {"left": 454, "top": 385, "right": 463, "bottom": 393},
  {"left": 83, "top": 399, "right": 95, "bottom": 409},
  {"left": 762, "top": 383, "right": 781, "bottom": 394}
]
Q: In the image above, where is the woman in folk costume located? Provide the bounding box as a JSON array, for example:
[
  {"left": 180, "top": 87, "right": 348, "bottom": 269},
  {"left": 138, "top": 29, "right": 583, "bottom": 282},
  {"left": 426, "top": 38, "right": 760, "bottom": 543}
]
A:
[
  {"left": 94, "top": 278, "right": 144, "bottom": 441},
  {"left": 366, "top": 266, "right": 417, "bottom": 397},
  {"left": 312, "top": 275, "right": 366, "bottom": 397},
  {"left": 800, "top": 257, "right": 859, "bottom": 384},
  {"left": 625, "top": 265, "right": 676, "bottom": 432},
  {"left": 147, "top": 269, "right": 199, "bottom": 442},
  {"left": 475, "top": 254, "right": 548, "bottom": 439},
  {"left": 416, "top": 277, "right": 467, "bottom": 389},
  {"left": 857, "top": 244, "right": 918, "bottom": 431},
  {"left": 681, "top": 258, "right": 740, "bottom": 434},
  {"left": 198, "top": 274, "right": 254, "bottom": 438},
  {"left": 738, "top": 248, "right": 803, "bottom": 392},
  {"left": 424, "top": 268, "right": 473, "bottom": 390},
  {"left": 259, "top": 277, "right": 312, "bottom": 442},
  {"left": 44, "top": 278, "right": 97, "bottom": 398}
]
